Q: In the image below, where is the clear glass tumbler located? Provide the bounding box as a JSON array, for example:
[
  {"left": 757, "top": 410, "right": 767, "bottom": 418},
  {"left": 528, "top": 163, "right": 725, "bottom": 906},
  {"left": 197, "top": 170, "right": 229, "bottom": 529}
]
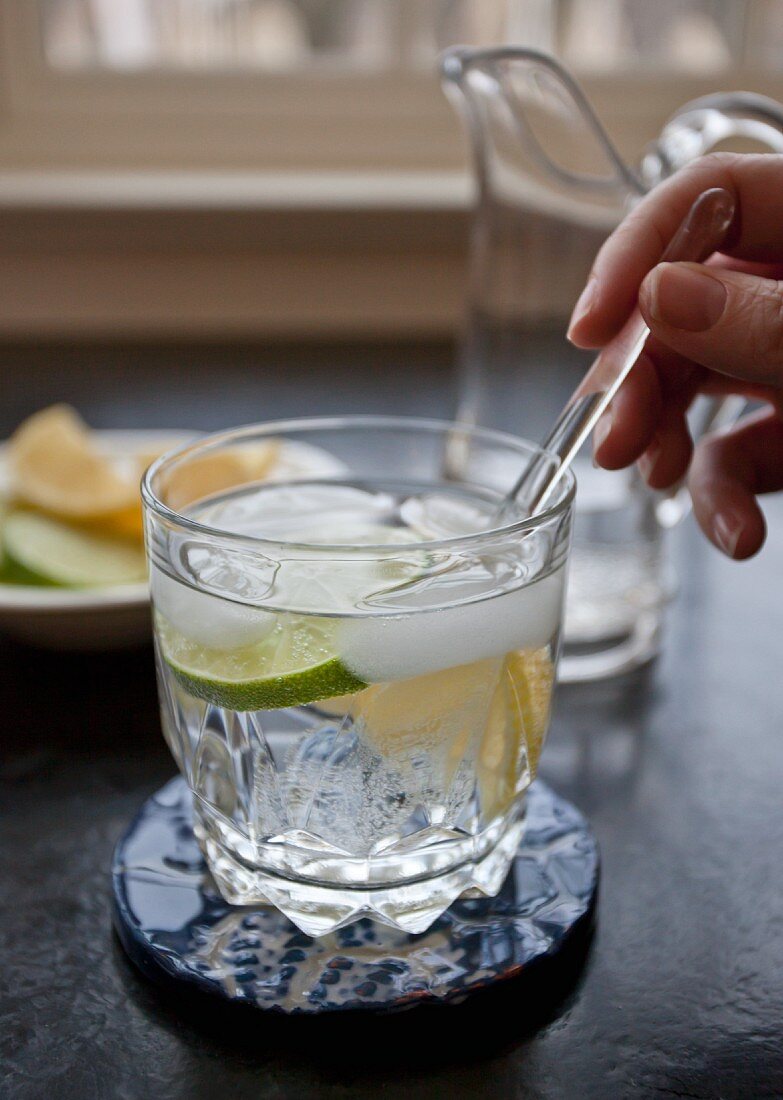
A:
[{"left": 142, "top": 416, "right": 574, "bottom": 936}]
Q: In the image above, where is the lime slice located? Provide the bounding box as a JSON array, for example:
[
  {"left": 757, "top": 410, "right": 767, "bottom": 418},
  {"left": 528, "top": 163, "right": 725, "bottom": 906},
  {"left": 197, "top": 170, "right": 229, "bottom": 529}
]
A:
[
  {"left": 2, "top": 510, "right": 147, "bottom": 587},
  {"left": 0, "top": 502, "right": 46, "bottom": 586},
  {"left": 158, "top": 612, "right": 367, "bottom": 711}
]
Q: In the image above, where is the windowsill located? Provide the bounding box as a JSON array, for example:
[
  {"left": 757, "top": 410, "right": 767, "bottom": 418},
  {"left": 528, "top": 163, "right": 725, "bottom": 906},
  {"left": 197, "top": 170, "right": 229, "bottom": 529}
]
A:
[
  {"left": 0, "top": 170, "right": 475, "bottom": 340},
  {"left": 0, "top": 169, "right": 473, "bottom": 211}
]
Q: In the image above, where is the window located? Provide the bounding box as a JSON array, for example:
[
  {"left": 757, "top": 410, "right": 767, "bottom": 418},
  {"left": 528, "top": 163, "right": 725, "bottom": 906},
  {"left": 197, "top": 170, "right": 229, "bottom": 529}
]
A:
[
  {"left": 3, "top": 1, "right": 783, "bottom": 172},
  {"left": 1, "top": 2, "right": 783, "bottom": 340},
  {"left": 38, "top": 0, "right": 783, "bottom": 76},
  {"left": 2, "top": 1, "right": 510, "bottom": 172},
  {"left": 41, "top": 0, "right": 509, "bottom": 73}
]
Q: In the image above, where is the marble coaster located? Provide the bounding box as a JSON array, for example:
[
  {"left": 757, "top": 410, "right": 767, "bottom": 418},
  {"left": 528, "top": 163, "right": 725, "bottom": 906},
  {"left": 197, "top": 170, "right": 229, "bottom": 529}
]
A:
[{"left": 112, "top": 777, "right": 598, "bottom": 1015}]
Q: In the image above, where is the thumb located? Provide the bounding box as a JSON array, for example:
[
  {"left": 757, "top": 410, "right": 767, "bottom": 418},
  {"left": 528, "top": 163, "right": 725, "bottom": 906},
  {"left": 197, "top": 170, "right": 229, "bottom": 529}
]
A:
[{"left": 638, "top": 262, "right": 783, "bottom": 387}]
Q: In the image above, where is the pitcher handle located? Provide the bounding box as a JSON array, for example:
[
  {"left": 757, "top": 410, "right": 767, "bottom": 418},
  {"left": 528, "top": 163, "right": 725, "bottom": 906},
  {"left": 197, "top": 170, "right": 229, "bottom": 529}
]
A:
[
  {"left": 440, "top": 46, "right": 648, "bottom": 202},
  {"left": 642, "top": 91, "right": 783, "bottom": 188}
]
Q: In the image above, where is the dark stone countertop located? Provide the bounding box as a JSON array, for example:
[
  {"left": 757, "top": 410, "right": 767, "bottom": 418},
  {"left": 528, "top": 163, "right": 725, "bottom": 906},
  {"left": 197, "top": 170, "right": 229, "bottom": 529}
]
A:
[{"left": 1, "top": 339, "right": 781, "bottom": 1100}]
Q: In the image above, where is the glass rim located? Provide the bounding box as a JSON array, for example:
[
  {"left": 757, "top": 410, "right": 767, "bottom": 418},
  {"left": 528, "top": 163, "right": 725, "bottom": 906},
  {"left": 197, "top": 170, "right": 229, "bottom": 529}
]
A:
[{"left": 141, "top": 415, "right": 575, "bottom": 553}]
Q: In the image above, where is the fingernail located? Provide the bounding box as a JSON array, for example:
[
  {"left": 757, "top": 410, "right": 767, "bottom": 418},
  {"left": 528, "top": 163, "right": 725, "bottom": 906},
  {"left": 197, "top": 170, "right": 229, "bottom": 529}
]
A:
[
  {"left": 567, "top": 276, "right": 597, "bottom": 342},
  {"left": 638, "top": 440, "right": 661, "bottom": 483},
  {"left": 712, "top": 511, "right": 744, "bottom": 557},
  {"left": 645, "top": 262, "right": 727, "bottom": 332},
  {"left": 592, "top": 412, "right": 612, "bottom": 461}
]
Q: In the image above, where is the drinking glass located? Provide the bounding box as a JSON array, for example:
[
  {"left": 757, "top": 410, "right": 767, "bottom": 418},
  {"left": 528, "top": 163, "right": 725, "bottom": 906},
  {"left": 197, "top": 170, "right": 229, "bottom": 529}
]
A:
[{"left": 142, "top": 416, "right": 574, "bottom": 936}]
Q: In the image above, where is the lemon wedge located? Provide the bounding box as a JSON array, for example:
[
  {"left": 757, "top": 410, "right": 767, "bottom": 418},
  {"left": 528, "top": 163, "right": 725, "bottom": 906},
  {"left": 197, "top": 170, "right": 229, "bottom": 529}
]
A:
[
  {"left": 159, "top": 442, "right": 280, "bottom": 511},
  {"left": 9, "top": 405, "right": 138, "bottom": 519},
  {"left": 478, "top": 648, "right": 554, "bottom": 820},
  {"left": 350, "top": 658, "right": 503, "bottom": 759}
]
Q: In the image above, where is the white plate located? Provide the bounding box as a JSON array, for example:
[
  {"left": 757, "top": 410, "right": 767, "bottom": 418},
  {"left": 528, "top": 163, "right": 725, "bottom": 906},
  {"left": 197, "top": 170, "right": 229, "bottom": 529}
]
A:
[{"left": 0, "top": 429, "right": 347, "bottom": 650}]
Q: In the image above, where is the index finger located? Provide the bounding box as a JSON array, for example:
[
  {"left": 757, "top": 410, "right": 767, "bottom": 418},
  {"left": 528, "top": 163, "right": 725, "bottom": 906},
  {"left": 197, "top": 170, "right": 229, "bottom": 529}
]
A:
[{"left": 568, "top": 152, "right": 783, "bottom": 348}]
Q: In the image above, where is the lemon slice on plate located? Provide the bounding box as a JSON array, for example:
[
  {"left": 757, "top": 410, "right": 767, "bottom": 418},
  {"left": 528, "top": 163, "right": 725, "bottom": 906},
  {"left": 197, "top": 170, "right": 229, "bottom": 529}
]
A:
[
  {"left": 159, "top": 442, "right": 280, "bottom": 511},
  {"left": 9, "top": 406, "right": 138, "bottom": 519}
]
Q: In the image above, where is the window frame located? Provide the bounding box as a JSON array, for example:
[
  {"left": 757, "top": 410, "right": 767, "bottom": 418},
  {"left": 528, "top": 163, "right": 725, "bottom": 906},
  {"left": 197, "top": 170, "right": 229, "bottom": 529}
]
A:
[
  {"left": 6, "top": 3, "right": 783, "bottom": 173},
  {"left": 0, "top": 2, "right": 462, "bottom": 172}
]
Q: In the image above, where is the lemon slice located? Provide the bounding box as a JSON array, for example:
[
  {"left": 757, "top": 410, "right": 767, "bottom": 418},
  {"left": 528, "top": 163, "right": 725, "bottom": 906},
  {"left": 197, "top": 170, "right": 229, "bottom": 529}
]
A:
[
  {"left": 2, "top": 510, "right": 147, "bottom": 587},
  {"left": 350, "top": 658, "right": 503, "bottom": 758},
  {"left": 86, "top": 505, "right": 145, "bottom": 542},
  {"left": 9, "top": 406, "right": 138, "bottom": 519},
  {"left": 94, "top": 439, "right": 281, "bottom": 540},
  {"left": 85, "top": 439, "right": 190, "bottom": 542},
  {"left": 310, "top": 693, "right": 358, "bottom": 717},
  {"left": 158, "top": 612, "right": 367, "bottom": 711},
  {"left": 478, "top": 648, "right": 554, "bottom": 820},
  {"left": 160, "top": 442, "right": 280, "bottom": 511}
]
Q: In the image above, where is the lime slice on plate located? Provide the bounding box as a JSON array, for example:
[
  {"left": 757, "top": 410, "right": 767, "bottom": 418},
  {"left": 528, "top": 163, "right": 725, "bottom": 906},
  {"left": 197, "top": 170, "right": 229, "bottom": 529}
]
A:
[
  {"left": 158, "top": 612, "right": 367, "bottom": 711},
  {"left": 2, "top": 510, "right": 147, "bottom": 587}
]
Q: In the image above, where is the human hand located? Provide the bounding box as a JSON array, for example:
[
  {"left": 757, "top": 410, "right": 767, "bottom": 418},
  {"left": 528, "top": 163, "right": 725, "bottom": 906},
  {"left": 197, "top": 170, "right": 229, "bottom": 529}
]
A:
[{"left": 567, "top": 153, "right": 783, "bottom": 559}]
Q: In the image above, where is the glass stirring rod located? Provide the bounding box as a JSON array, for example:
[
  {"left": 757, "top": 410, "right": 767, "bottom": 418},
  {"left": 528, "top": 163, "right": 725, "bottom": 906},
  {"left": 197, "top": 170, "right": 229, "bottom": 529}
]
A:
[{"left": 504, "top": 187, "right": 736, "bottom": 518}]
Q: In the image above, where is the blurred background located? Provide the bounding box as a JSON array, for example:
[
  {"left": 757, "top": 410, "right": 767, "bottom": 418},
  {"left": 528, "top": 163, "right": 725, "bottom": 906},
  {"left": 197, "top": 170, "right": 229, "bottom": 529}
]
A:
[
  {"left": 2, "top": 0, "right": 783, "bottom": 344},
  {"left": 5, "top": 12, "right": 783, "bottom": 1093}
]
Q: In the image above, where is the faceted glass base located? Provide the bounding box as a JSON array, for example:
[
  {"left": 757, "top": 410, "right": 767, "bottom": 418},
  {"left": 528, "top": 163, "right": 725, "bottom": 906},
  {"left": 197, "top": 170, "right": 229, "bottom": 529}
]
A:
[
  {"left": 159, "top": 672, "right": 545, "bottom": 937},
  {"left": 195, "top": 802, "right": 526, "bottom": 937}
]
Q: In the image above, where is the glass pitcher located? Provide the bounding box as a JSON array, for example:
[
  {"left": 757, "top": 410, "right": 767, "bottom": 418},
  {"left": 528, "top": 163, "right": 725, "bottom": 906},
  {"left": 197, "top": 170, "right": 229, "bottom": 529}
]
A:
[{"left": 441, "top": 46, "right": 783, "bottom": 682}]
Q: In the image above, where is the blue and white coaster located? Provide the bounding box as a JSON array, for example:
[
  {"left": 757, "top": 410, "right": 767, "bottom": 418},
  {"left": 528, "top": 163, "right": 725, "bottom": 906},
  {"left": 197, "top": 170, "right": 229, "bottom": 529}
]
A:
[{"left": 112, "top": 777, "right": 598, "bottom": 1015}]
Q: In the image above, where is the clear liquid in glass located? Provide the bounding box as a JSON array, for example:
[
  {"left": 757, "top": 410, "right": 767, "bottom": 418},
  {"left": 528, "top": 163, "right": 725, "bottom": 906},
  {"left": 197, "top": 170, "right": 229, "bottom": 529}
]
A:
[{"left": 151, "top": 479, "right": 565, "bottom": 935}]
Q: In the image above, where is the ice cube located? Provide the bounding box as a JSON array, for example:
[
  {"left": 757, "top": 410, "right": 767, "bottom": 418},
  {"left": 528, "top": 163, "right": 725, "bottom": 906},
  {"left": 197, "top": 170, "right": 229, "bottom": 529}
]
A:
[
  {"left": 197, "top": 483, "right": 395, "bottom": 541},
  {"left": 266, "top": 440, "right": 348, "bottom": 481},
  {"left": 399, "top": 492, "right": 493, "bottom": 539},
  {"left": 150, "top": 564, "right": 275, "bottom": 648},
  {"left": 338, "top": 567, "right": 564, "bottom": 683}
]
